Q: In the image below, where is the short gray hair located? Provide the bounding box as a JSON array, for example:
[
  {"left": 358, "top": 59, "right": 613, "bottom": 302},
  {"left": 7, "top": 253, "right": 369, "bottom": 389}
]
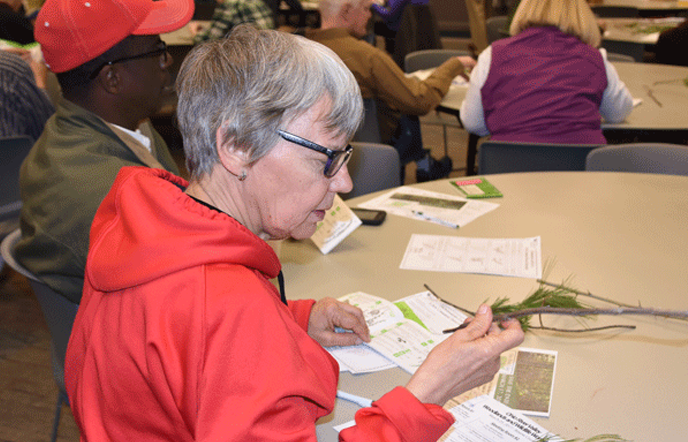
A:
[{"left": 175, "top": 25, "right": 364, "bottom": 178}]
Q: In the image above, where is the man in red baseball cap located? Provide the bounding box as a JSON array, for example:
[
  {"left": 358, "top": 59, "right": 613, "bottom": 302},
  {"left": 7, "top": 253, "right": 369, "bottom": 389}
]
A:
[{"left": 15, "top": 0, "right": 194, "bottom": 305}]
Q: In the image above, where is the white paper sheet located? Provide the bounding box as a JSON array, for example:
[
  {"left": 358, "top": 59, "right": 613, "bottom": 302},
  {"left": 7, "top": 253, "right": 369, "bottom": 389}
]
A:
[
  {"left": 328, "top": 291, "right": 468, "bottom": 374},
  {"left": 309, "top": 194, "right": 362, "bottom": 254},
  {"left": 400, "top": 234, "right": 542, "bottom": 279},
  {"left": 440, "top": 395, "right": 563, "bottom": 442},
  {"left": 357, "top": 186, "right": 499, "bottom": 229}
]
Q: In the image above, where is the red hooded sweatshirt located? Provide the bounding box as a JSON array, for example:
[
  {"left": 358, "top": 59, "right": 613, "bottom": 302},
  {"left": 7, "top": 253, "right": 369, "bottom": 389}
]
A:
[{"left": 65, "top": 166, "right": 453, "bottom": 441}]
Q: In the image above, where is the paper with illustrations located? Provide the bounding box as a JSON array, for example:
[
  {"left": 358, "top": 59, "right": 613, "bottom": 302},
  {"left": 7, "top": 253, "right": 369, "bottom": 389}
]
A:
[
  {"left": 328, "top": 291, "right": 468, "bottom": 374},
  {"left": 400, "top": 234, "right": 542, "bottom": 279},
  {"left": 450, "top": 347, "right": 558, "bottom": 417},
  {"left": 310, "top": 194, "right": 362, "bottom": 254},
  {"left": 357, "top": 186, "right": 498, "bottom": 229},
  {"left": 440, "top": 395, "right": 563, "bottom": 442}
]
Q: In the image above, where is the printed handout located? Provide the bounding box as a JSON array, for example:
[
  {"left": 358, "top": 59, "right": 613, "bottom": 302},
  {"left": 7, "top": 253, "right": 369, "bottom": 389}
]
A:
[
  {"left": 440, "top": 395, "right": 563, "bottom": 442},
  {"left": 357, "top": 186, "right": 499, "bottom": 229},
  {"left": 451, "top": 347, "right": 558, "bottom": 417},
  {"left": 400, "top": 234, "right": 542, "bottom": 279},
  {"left": 310, "top": 194, "right": 362, "bottom": 254},
  {"left": 327, "top": 291, "right": 468, "bottom": 374}
]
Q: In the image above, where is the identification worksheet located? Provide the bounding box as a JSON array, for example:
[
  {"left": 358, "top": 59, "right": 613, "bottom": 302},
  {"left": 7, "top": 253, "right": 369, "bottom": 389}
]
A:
[
  {"left": 400, "top": 234, "right": 542, "bottom": 279},
  {"left": 328, "top": 291, "right": 468, "bottom": 374}
]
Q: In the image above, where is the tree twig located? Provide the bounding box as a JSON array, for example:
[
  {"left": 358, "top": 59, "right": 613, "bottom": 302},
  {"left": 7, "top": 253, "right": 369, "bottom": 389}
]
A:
[
  {"left": 492, "top": 306, "right": 688, "bottom": 323},
  {"left": 537, "top": 279, "right": 688, "bottom": 323},
  {"left": 529, "top": 324, "right": 636, "bottom": 333},
  {"left": 537, "top": 279, "right": 636, "bottom": 308},
  {"left": 424, "top": 284, "right": 476, "bottom": 316}
]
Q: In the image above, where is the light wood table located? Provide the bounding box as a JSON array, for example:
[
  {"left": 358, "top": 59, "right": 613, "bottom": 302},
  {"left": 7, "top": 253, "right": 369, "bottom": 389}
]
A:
[{"left": 277, "top": 172, "right": 688, "bottom": 442}]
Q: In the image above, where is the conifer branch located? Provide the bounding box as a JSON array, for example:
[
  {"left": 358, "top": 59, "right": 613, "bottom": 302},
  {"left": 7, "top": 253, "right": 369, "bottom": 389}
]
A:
[{"left": 492, "top": 306, "right": 688, "bottom": 323}]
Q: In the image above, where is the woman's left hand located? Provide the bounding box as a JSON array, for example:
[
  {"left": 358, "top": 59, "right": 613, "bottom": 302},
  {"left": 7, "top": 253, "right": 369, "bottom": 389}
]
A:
[{"left": 308, "top": 298, "right": 371, "bottom": 347}]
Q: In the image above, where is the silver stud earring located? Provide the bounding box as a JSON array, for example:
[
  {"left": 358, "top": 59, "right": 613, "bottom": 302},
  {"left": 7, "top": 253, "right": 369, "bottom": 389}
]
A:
[{"left": 238, "top": 170, "right": 247, "bottom": 181}]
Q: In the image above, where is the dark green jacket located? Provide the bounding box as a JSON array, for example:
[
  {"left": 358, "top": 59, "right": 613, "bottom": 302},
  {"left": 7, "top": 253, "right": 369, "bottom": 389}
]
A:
[{"left": 16, "top": 99, "right": 180, "bottom": 303}]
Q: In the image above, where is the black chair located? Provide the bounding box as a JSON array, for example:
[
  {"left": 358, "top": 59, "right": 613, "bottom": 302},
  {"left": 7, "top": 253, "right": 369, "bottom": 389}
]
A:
[
  {"left": 403, "top": 49, "right": 470, "bottom": 163},
  {"left": 392, "top": 4, "right": 443, "bottom": 68},
  {"left": 478, "top": 140, "right": 602, "bottom": 174},
  {"left": 606, "top": 52, "right": 636, "bottom": 63},
  {"left": 586, "top": 143, "right": 688, "bottom": 176},
  {"left": 1, "top": 229, "right": 79, "bottom": 442},
  {"left": 486, "top": 15, "right": 509, "bottom": 44},
  {"left": 353, "top": 98, "right": 383, "bottom": 144},
  {"left": 0, "top": 136, "right": 33, "bottom": 242},
  {"left": 591, "top": 6, "right": 639, "bottom": 18},
  {"left": 404, "top": 48, "right": 471, "bottom": 73},
  {"left": 343, "top": 142, "right": 401, "bottom": 199}
]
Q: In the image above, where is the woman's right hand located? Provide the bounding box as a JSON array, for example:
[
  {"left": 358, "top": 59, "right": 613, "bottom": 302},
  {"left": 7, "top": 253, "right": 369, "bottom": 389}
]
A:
[{"left": 404, "top": 304, "right": 524, "bottom": 406}]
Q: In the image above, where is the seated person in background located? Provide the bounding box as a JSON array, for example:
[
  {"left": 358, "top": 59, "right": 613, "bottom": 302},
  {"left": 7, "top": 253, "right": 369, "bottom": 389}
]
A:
[
  {"left": 461, "top": 0, "right": 633, "bottom": 145},
  {"left": 654, "top": 18, "right": 688, "bottom": 67},
  {"left": 0, "top": 49, "right": 54, "bottom": 142},
  {"left": 65, "top": 25, "right": 524, "bottom": 441},
  {"left": 15, "top": 0, "right": 193, "bottom": 304},
  {"left": 192, "top": 0, "right": 275, "bottom": 43},
  {"left": 0, "top": 0, "right": 34, "bottom": 44},
  {"left": 306, "top": 0, "right": 476, "bottom": 182}
]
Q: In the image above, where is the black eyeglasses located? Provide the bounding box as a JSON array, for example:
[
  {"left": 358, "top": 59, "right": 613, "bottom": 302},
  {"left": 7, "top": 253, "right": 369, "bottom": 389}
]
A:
[
  {"left": 89, "top": 40, "right": 168, "bottom": 80},
  {"left": 277, "top": 130, "right": 353, "bottom": 178}
]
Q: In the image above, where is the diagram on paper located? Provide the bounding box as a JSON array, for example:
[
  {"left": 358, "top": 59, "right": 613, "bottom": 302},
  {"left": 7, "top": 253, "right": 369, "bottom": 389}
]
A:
[{"left": 400, "top": 234, "right": 542, "bottom": 279}]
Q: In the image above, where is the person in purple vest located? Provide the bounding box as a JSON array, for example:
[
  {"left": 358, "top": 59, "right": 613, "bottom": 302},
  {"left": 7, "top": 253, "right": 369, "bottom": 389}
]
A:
[{"left": 460, "top": 0, "right": 633, "bottom": 145}]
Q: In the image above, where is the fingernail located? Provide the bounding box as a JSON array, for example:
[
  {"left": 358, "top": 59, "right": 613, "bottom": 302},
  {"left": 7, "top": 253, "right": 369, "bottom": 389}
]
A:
[{"left": 478, "top": 304, "right": 489, "bottom": 314}]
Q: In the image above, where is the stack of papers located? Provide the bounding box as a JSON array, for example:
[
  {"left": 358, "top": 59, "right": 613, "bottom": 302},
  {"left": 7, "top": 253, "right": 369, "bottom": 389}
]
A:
[{"left": 330, "top": 291, "right": 557, "bottom": 417}]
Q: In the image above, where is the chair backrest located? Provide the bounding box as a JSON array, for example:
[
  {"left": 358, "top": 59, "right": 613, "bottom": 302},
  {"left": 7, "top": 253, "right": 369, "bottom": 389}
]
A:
[
  {"left": 404, "top": 49, "right": 472, "bottom": 73},
  {"left": 464, "top": 0, "right": 488, "bottom": 53},
  {"left": 342, "top": 142, "right": 401, "bottom": 199},
  {"left": 353, "top": 98, "right": 382, "bottom": 144},
  {"left": 585, "top": 143, "right": 688, "bottom": 176},
  {"left": 486, "top": 15, "right": 509, "bottom": 44},
  {"left": 590, "top": 6, "right": 639, "bottom": 18},
  {"left": 0, "top": 229, "right": 79, "bottom": 392},
  {"left": 0, "top": 136, "right": 33, "bottom": 229},
  {"left": 606, "top": 52, "right": 636, "bottom": 63},
  {"left": 392, "top": 4, "right": 443, "bottom": 68},
  {"left": 478, "top": 140, "right": 602, "bottom": 174}
]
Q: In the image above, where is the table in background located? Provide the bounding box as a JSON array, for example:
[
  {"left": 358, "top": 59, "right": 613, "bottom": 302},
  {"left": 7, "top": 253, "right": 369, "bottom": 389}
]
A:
[
  {"left": 276, "top": 172, "right": 688, "bottom": 442},
  {"left": 591, "top": 0, "right": 688, "bottom": 17},
  {"left": 437, "top": 62, "right": 688, "bottom": 175},
  {"left": 600, "top": 16, "right": 684, "bottom": 60}
]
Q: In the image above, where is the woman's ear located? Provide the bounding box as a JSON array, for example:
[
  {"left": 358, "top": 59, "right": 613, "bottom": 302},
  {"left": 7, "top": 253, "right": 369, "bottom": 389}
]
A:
[{"left": 215, "top": 125, "right": 250, "bottom": 178}]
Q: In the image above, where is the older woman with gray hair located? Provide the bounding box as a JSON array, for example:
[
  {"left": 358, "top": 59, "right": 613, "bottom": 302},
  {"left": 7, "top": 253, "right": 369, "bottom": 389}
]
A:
[{"left": 65, "top": 25, "right": 523, "bottom": 441}]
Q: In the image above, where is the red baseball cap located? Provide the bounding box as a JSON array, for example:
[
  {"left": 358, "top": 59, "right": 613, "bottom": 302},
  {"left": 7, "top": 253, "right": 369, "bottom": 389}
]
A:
[{"left": 35, "top": 0, "right": 194, "bottom": 73}]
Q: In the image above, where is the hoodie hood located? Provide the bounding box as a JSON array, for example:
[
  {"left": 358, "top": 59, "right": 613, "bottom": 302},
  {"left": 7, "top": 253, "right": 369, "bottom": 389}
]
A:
[{"left": 85, "top": 166, "right": 281, "bottom": 293}]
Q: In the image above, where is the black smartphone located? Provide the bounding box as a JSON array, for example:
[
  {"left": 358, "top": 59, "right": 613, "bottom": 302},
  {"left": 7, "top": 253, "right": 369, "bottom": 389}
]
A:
[{"left": 352, "top": 208, "right": 386, "bottom": 226}]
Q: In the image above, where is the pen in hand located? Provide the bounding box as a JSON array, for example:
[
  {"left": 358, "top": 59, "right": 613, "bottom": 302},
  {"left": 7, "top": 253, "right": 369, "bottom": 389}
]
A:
[
  {"left": 411, "top": 210, "right": 460, "bottom": 229},
  {"left": 443, "top": 322, "right": 470, "bottom": 333}
]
